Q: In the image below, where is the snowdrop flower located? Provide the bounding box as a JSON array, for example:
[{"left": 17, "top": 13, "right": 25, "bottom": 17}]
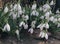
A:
[
  {"left": 58, "top": 18, "right": 60, "bottom": 22},
  {"left": 40, "top": 16, "right": 44, "bottom": 19},
  {"left": 15, "top": 29, "right": 19, "bottom": 36},
  {"left": 45, "top": 22, "right": 49, "bottom": 29},
  {"left": 17, "top": 3, "right": 22, "bottom": 11},
  {"left": 50, "top": 0, "right": 54, "bottom": 5},
  {"left": 37, "top": 23, "right": 45, "bottom": 30},
  {"left": 45, "top": 33, "right": 48, "bottom": 40},
  {"left": 23, "top": 24, "right": 28, "bottom": 29},
  {"left": 49, "top": 10, "right": 52, "bottom": 15},
  {"left": 43, "top": 4, "right": 50, "bottom": 12},
  {"left": 31, "top": 10, "right": 39, "bottom": 16},
  {"left": 13, "top": 4, "right": 17, "bottom": 11},
  {"left": 19, "top": 21, "right": 25, "bottom": 27},
  {"left": 10, "top": 4, "right": 13, "bottom": 9},
  {"left": 28, "top": 28, "right": 34, "bottom": 34},
  {"left": 49, "top": 16, "right": 54, "bottom": 21},
  {"left": 31, "top": 3, "right": 37, "bottom": 10},
  {"left": 39, "top": 7, "right": 43, "bottom": 11},
  {"left": 53, "top": 18, "right": 58, "bottom": 23},
  {"left": 56, "top": 10, "right": 60, "bottom": 13},
  {"left": 31, "top": 21, "right": 36, "bottom": 28},
  {"left": 45, "top": 12, "right": 50, "bottom": 17},
  {"left": 4, "top": 6, "right": 9, "bottom": 13},
  {"left": 39, "top": 31, "right": 45, "bottom": 38},
  {"left": 15, "top": 29, "right": 20, "bottom": 40},
  {"left": 12, "top": 13, "right": 17, "bottom": 19},
  {"left": 57, "top": 23, "right": 60, "bottom": 27},
  {"left": 17, "top": 10, "right": 23, "bottom": 17},
  {"left": 43, "top": 3, "right": 50, "bottom": 10},
  {"left": 3, "top": 23, "right": 10, "bottom": 32},
  {"left": 24, "top": 15, "right": 29, "bottom": 21}
]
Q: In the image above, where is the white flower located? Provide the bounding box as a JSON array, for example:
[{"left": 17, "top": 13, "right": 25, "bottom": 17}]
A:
[
  {"left": 31, "top": 21, "right": 36, "bottom": 28},
  {"left": 37, "top": 23, "right": 45, "bottom": 30},
  {"left": 50, "top": 0, "right": 54, "bottom": 5},
  {"left": 43, "top": 4, "right": 50, "bottom": 12},
  {"left": 23, "top": 24, "right": 28, "bottom": 29},
  {"left": 39, "top": 31, "right": 45, "bottom": 38},
  {"left": 40, "top": 16, "right": 44, "bottom": 19},
  {"left": 45, "top": 12, "right": 50, "bottom": 17},
  {"left": 57, "top": 23, "right": 60, "bottom": 27},
  {"left": 24, "top": 15, "right": 29, "bottom": 21},
  {"left": 15, "top": 29, "right": 20, "bottom": 40},
  {"left": 43, "top": 3, "right": 50, "bottom": 9},
  {"left": 19, "top": 21, "right": 25, "bottom": 27},
  {"left": 15, "top": 29, "right": 19, "bottom": 36},
  {"left": 28, "top": 28, "right": 34, "bottom": 34},
  {"left": 17, "top": 3, "right": 22, "bottom": 11},
  {"left": 31, "top": 10, "right": 39, "bottom": 16},
  {"left": 4, "top": 6, "right": 9, "bottom": 13},
  {"left": 18, "top": 10, "right": 23, "bottom": 17},
  {"left": 45, "top": 22, "right": 49, "bottom": 29},
  {"left": 3, "top": 23, "right": 10, "bottom": 32},
  {"left": 58, "top": 18, "right": 60, "bottom": 22},
  {"left": 13, "top": 4, "right": 17, "bottom": 11},
  {"left": 39, "top": 7, "right": 43, "bottom": 11},
  {"left": 12, "top": 13, "right": 17, "bottom": 19},
  {"left": 10, "top": 4, "right": 13, "bottom": 9},
  {"left": 45, "top": 33, "right": 48, "bottom": 40},
  {"left": 49, "top": 10, "right": 52, "bottom": 15},
  {"left": 49, "top": 16, "right": 54, "bottom": 21},
  {"left": 31, "top": 3, "right": 37, "bottom": 10},
  {"left": 56, "top": 10, "right": 60, "bottom": 13},
  {"left": 53, "top": 18, "right": 58, "bottom": 23}
]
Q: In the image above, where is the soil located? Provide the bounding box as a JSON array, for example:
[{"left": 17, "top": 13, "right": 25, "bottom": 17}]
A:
[{"left": 0, "top": 35, "right": 60, "bottom": 44}]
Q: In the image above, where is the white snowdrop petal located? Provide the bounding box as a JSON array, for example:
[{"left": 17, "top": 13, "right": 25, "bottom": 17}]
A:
[
  {"left": 3, "top": 23, "right": 10, "bottom": 32},
  {"left": 24, "top": 24, "right": 28, "bottom": 29},
  {"left": 19, "top": 21, "right": 25, "bottom": 27},
  {"left": 32, "top": 4, "right": 37, "bottom": 10},
  {"left": 45, "top": 23, "right": 49, "bottom": 29},
  {"left": 28, "top": 28, "right": 34, "bottom": 34},
  {"left": 4, "top": 6, "right": 9, "bottom": 13},
  {"left": 45, "top": 33, "right": 48, "bottom": 40},
  {"left": 50, "top": 0, "right": 54, "bottom": 5}
]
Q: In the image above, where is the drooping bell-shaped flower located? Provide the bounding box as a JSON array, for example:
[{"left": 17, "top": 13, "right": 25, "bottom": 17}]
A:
[
  {"left": 39, "top": 31, "right": 45, "bottom": 38},
  {"left": 56, "top": 10, "right": 60, "bottom": 14},
  {"left": 13, "top": 4, "right": 17, "bottom": 11},
  {"left": 24, "top": 15, "right": 29, "bottom": 21},
  {"left": 3, "top": 23, "right": 10, "bottom": 32},
  {"left": 50, "top": 0, "right": 54, "bottom": 5},
  {"left": 17, "top": 3, "right": 22, "bottom": 11},
  {"left": 19, "top": 21, "right": 25, "bottom": 27},
  {"left": 31, "top": 3, "right": 37, "bottom": 10},
  {"left": 43, "top": 3, "right": 50, "bottom": 10},
  {"left": 39, "top": 7, "right": 43, "bottom": 11},
  {"left": 23, "top": 24, "right": 28, "bottom": 29},
  {"left": 12, "top": 13, "right": 17, "bottom": 20},
  {"left": 40, "top": 16, "right": 44, "bottom": 19},
  {"left": 4, "top": 6, "right": 9, "bottom": 13},
  {"left": 28, "top": 28, "right": 34, "bottom": 34},
  {"left": 58, "top": 18, "right": 60, "bottom": 22},
  {"left": 49, "top": 16, "right": 54, "bottom": 22},
  {"left": 45, "top": 33, "right": 48, "bottom": 40},
  {"left": 45, "top": 22, "right": 49, "bottom": 29},
  {"left": 37, "top": 23, "right": 45, "bottom": 30},
  {"left": 15, "top": 29, "right": 20, "bottom": 40},
  {"left": 31, "top": 10, "right": 39, "bottom": 16},
  {"left": 53, "top": 18, "right": 58, "bottom": 23}
]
